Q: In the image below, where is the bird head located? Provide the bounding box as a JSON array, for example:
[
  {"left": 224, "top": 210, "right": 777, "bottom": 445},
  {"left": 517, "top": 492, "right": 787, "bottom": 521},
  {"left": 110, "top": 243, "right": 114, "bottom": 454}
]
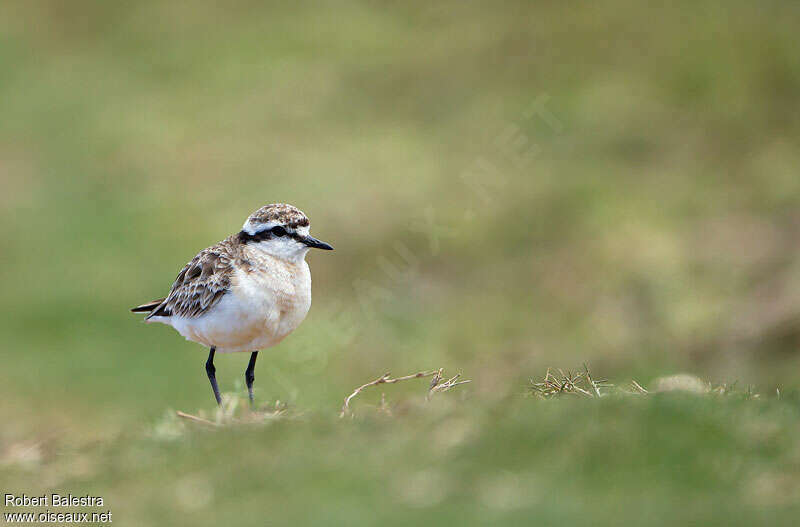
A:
[{"left": 239, "top": 203, "right": 333, "bottom": 262}]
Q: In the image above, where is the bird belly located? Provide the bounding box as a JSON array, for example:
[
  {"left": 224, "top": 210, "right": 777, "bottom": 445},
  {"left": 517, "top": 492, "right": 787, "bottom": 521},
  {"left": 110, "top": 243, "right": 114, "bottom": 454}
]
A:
[{"left": 166, "top": 264, "right": 311, "bottom": 353}]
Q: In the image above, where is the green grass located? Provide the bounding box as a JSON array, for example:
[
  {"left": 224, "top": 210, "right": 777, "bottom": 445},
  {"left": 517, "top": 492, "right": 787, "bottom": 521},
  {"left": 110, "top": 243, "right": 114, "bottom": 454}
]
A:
[
  {"left": 4, "top": 386, "right": 800, "bottom": 526},
  {"left": 1, "top": 0, "right": 800, "bottom": 524}
]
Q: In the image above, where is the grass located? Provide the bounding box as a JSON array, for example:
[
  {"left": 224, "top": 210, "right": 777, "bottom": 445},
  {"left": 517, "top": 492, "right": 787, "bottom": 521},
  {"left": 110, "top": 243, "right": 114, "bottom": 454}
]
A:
[
  {"left": 1, "top": 0, "right": 800, "bottom": 524},
  {"left": 3, "top": 371, "right": 800, "bottom": 526}
]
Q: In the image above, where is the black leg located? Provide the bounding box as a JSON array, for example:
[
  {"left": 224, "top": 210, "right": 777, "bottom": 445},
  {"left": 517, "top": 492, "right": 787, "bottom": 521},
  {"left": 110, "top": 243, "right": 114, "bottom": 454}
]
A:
[
  {"left": 205, "top": 347, "right": 222, "bottom": 406},
  {"left": 245, "top": 351, "right": 258, "bottom": 409}
]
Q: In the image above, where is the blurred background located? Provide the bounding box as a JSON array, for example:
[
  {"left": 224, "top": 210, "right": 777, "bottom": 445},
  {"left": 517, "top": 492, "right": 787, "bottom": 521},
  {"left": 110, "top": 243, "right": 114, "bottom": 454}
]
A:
[{"left": 1, "top": 1, "right": 799, "bottom": 525}]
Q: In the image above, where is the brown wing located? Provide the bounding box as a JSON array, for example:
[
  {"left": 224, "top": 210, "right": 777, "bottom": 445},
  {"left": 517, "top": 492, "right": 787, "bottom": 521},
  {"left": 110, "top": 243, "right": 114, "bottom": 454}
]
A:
[{"left": 146, "top": 237, "right": 238, "bottom": 320}]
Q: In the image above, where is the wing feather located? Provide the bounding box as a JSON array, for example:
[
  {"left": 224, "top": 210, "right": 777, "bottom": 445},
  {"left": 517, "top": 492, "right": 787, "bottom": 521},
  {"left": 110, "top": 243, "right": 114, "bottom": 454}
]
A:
[{"left": 145, "top": 236, "right": 241, "bottom": 320}]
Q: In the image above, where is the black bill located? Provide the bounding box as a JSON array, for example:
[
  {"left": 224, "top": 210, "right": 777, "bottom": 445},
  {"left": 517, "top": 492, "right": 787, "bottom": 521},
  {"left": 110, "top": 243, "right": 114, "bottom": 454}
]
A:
[{"left": 301, "top": 235, "right": 334, "bottom": 250}]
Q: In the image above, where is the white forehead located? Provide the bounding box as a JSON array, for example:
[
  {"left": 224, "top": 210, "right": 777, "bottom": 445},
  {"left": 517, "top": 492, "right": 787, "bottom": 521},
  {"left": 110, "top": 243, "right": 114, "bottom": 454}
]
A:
[{"left": 242, "top": 218, "right": 277, "bottom": 235}]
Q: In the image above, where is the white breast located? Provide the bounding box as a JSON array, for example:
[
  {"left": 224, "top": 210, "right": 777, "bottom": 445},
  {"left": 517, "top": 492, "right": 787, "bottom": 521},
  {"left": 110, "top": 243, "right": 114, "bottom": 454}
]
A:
[{"left": 165, "top": 256, "right": 312, "bottom": 353}]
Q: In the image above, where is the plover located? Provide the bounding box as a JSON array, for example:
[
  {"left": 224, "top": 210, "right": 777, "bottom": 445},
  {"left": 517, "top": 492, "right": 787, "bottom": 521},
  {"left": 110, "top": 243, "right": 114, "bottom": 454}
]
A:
[{"left": 131, "top": 203, "right": 333, "bottom": 407}]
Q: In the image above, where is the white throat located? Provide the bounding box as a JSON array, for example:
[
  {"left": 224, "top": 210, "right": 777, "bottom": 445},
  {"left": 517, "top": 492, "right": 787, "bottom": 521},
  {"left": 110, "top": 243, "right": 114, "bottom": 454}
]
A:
[
  {"left": 253, "top": 240, "right": 309, "bottom": 263},
  {"left": 247, "top": 225, "right": 312, "bottom": 264}
]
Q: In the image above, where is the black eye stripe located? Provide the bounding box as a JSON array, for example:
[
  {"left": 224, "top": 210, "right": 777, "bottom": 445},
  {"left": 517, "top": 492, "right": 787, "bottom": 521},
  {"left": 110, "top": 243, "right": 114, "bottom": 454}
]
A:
[{"left": 238, "top": 227, "right": 304, "bottom": 244}]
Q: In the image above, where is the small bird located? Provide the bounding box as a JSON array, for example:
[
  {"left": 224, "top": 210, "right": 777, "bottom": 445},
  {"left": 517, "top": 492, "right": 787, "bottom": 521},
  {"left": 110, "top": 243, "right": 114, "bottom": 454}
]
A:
[{"left": 131, "top": 203, "right": 333, "bottom": 407}]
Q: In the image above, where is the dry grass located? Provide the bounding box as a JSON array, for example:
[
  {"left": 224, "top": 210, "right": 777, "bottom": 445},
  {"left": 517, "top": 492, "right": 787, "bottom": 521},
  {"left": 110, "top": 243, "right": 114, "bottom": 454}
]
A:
[
  {"left": 340, "top": 367, "right": 471, "bottom": 417},
  {"left": 155, "top": 394, "right": 292, "bottom": 435},
  {"left": 528, "top": 366, "right": 770, "bottom": 401},
  {"left": 163, "top": 366, "right": 768, "bottom": 435},
  {"left": 528, "top": 366, "right": 615, "bottom": 399},
  {"left": 158, "top": 367, "right": 471, "bottom": 432}
]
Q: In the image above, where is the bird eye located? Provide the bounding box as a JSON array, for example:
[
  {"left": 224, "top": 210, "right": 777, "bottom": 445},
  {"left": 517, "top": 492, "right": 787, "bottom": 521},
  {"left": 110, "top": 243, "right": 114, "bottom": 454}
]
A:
[{"left": 271, "top": 226, "right": 287, "bottom": 237}]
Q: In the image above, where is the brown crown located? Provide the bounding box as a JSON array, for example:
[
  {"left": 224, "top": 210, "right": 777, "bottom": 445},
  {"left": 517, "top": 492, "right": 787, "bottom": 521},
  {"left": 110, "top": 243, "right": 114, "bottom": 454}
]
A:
[{"left": 247, "top": 203, "right": 309, "bottom": 228}]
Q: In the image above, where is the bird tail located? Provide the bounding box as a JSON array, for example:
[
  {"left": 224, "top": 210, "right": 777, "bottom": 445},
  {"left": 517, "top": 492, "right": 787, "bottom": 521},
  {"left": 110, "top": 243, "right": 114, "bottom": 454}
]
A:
[{"left": 131, "top": 298, "right": 166, "bottom": 313}]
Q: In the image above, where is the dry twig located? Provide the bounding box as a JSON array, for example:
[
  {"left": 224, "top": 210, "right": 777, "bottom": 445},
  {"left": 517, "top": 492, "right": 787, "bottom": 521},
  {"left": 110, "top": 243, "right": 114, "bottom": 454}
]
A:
[
  {"left": 176, "top": 411, "right": 219, "bottom": 427},
  {"left": 427, "top": 368, "right": 472, "bottom": 400},
  {"left": 175, "top": 397, "right": 290, "bottom": 428},
  {"left": 340, "top": 368, "right": 470, "bottom": 417}
]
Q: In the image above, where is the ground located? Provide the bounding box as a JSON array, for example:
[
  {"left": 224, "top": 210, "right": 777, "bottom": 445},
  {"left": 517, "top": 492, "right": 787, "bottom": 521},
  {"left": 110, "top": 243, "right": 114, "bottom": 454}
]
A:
[{"left": 4, "top": 383, "right": 800, "bottom": 526}]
